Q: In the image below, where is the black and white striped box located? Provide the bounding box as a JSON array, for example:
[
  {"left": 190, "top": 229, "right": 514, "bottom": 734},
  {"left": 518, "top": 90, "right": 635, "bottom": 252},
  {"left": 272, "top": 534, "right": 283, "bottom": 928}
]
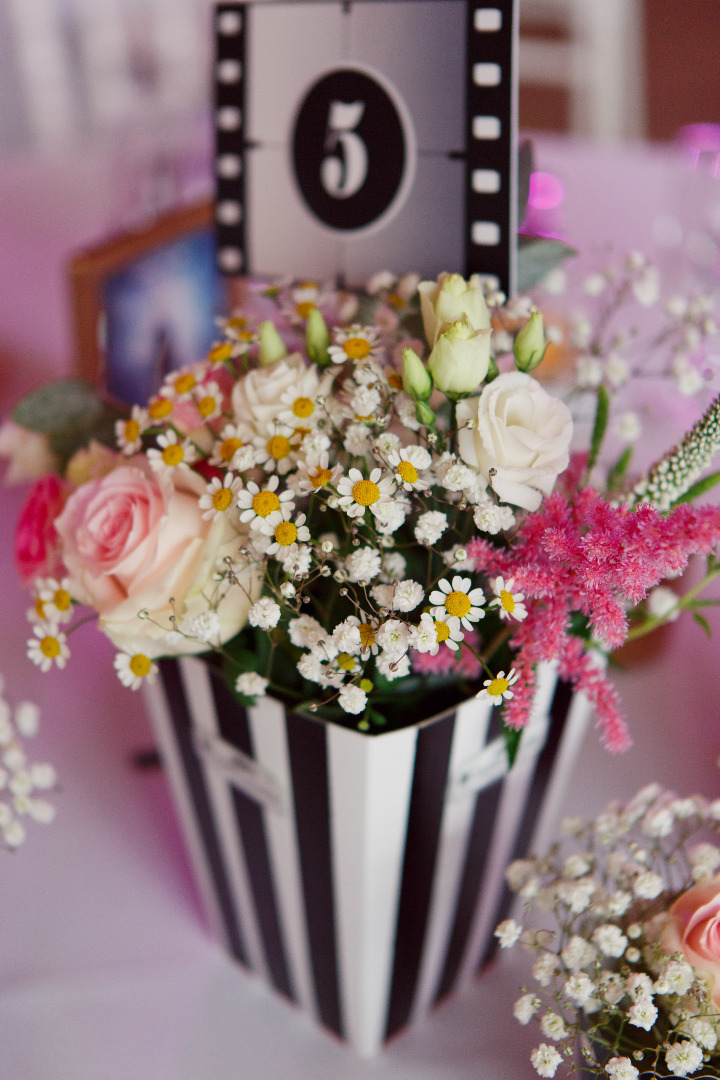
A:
[{"left": 144, "top": 657, "right": 592, "bottom": 1056}]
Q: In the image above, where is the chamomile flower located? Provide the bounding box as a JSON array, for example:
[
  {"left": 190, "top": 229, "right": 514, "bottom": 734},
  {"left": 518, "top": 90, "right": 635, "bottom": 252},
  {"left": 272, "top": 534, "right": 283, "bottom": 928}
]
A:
[
  {"left": 147, "top": 430, "right": 197, "bottom": 474},
  {"left": 193, "top": 380, "right": 224, "bottom": 423},
  {"left": 387, "top": 445, "right": 432, "bottom": 491},
  {"left": 160, "top": 365, "right": 204, "bottom": 400},
  {"left": 114, "top": 651, "right": 158, "bottom": 690},
  {"left": 283, "top": 281, "right": 326, "bottom": 325},
  {"left": 429, "top": 576, "right": 486, "bottom": 630},
  {"left": 263, "top": 514, "right": 311, "bottom": 556},
  {"left": 27, "top": 623, "right": 70, "bottom": 672},
  {"left": 294, "top": 452, "right": 343, "bottom": 494},
  {"left": 328, "top": 325, "right": 382, "bottom": 365},
  {"left": 236, "top": 475, "right": 296, "bottom": 530},
  {"left": 409, "top": 612, "right": 464, "bottom": 654},
  {"left": 336, "top": 467, "right": 396, "bottom": 519},
  {"left": 489, "top": 577, "right": 528, "bottom": 622},
  {"left": 36, "top": 577, "right": 74, "bottom": 624},
  {"left": 210, "top": 423, "right": 249, "bottom": 468},
  {"left": 116, "top": 407, "right": 148, "bottom": 455},
  {"left": 253, "top": 426, "right": 297, "bottom": 474},
  {"left": 477, "top": 669, "right": 518, "bottom": 705},
  {"left": 199, "top": 474, "right": 242, "bottom": 521},
  {"left": 147, "top": 394, "right": 174, "bottom": 423}
]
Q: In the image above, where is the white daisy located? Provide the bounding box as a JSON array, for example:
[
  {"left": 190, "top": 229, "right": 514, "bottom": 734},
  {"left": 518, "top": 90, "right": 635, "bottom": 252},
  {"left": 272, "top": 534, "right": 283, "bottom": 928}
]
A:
[
  {"left": 488, "top": 576, "right": 528, "bottom": 622},
  {"left": 199, "top": 474, "right": 242, "bottom": 521},
  {"left": 114, "top": 652, "right": 158, "bottom": 690},
  {"left": 328, "top": 325, "right": 382, "bottom": 365},
  {"left": 115, "top": 406, "right": 148, "bottom": 455},
  {"left": 147, "top": 430, "right": 197, "bottom": 474},
  {"left": 429, "top": 576, "right": 486, "bottom": 630},
  {"left": 387, "top": 445, "right": 432, "bottom": 491},
  {"left": 193, "top": 380, "right": 224, "bottom": 423},
  {"left": 294, "top": 452, "right": 343, "bottom": 494},
  {"left": 336, "top": 467, "right": 396, "bottom": 519},
  {"left": 36, "top": 577, "right": 74, "bottom": 625},
  {"left": 27, "top": 624, "right": 70, "bottom": 672},
  {"left": 477, "top": 669, "right": 519, "bottom": 705},
  {"left": 409, "top": 612, "right": 464, "bottom": 654},
  {"left": 253, "top": 426, "right": 297, "bottom": 474},
  {"left": 160, "top": 365, "right": 204, "bottom": 400},
  {"left": 236, "top": 475, "right": 296, "bottom": 530},
  {"left": 262, "top": 514, "right": 311, "bottom": 556},
  {"left": 209, "top": 423, "right": 249, "bottom": 468}
]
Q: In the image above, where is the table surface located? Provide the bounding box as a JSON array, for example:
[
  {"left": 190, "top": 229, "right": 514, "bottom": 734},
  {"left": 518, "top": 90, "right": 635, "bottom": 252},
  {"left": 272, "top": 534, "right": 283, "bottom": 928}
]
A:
[{"left": 1, "top": 135, "right": 720, "bottom": 1079}]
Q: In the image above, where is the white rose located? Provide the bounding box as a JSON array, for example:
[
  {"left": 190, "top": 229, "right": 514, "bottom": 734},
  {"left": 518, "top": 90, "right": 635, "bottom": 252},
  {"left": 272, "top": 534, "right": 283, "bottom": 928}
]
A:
[
  {"left": 418, "top": 272, "right": 491, "bottom": 345},
  {"left": 427, "top": 318, "right": 491, "bottom": 395},
  {"left": 231, "top": 353, "right": 326, "bottom": 437},
  {"left": 457, "top": 372, "right": 573, "bottom": 512}
]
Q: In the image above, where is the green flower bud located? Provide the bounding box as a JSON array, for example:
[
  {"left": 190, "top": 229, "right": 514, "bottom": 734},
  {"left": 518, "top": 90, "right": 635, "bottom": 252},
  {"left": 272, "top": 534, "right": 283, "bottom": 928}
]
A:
[
  {"left": 417, "top": 272, "right": 491, "bottom": 346},
  {"left": 415, "top": 400, "right": 436, "bottom": 429},
  {"left": 305, "top": 307, "right": 330, "bottom": 367},
  {"left": 258, "top": 320, "right": 288, "bottom": 367},
  {"left": 401, "top": 347, "right": 433, "bottom": 401},
  {"left": 427, "top": 318, "right": 491, "bottom": 396},
  {"left": 513, "top": 311, "right": 546, "bottom": 373}
]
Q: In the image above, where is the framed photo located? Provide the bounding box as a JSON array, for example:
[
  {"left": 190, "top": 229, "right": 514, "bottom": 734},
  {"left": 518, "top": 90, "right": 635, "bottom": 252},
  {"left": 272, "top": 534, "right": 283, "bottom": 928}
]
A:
[
  {"left": 214, "top": 0, "right": 519, "bottom": 293},
  {"left": 70, "top": 202, "right": 225, "bottom": 406}
]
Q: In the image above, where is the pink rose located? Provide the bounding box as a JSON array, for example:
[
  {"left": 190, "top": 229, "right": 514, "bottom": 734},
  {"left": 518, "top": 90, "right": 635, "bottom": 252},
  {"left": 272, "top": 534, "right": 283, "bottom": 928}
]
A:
[
  {"left": 54, "top": 461, "right": 259, "bottom": 658},
  {"left": 661, "top": 876, "right": 720, "bottom": 1005},
  {"left": 15, "top": 474, "right": 70, "bottom": 583}
]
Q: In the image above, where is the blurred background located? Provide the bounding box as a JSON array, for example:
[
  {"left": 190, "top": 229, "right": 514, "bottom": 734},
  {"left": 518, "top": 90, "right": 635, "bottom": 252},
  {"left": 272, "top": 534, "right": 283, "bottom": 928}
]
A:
[{"left": 0, "top": 0, "right": 719, "bottom": 395}]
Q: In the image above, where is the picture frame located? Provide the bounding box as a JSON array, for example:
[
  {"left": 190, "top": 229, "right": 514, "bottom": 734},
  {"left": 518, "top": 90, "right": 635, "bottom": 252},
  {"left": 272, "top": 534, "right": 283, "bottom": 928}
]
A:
[{"left": 70, "top": 201, "right": 225, "bottom": 406}]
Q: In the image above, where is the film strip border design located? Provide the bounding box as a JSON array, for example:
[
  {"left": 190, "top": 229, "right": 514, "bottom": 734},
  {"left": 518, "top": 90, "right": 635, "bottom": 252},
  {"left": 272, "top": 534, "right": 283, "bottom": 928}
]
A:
[
  {"left": 465, "top": 1, "right": 519, "bottom": 295},
  {"left": 213, "top": 0, "right": 518, "bottom": 296},
  {"left": 215, "top": 5, "right": 247, "bottom": 276},
  {"left": 145, "top": 656, "right": 593, "bottom": 1056}
]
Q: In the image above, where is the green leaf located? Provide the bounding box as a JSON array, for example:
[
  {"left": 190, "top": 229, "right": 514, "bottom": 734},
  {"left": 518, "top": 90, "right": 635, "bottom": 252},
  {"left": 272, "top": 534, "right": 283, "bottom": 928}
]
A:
[
  {"left": 692, "top": 611, "right": 713, "bottom": 637},
  {"left": 12, "top": 378, "right": 104, "bottom": 436},
  {"left": 606, "top": 446, "right": 633, "bottom": 491},
  {"left": 503, "top": 722, "right": 523, "bottom": 769},
  {"left": 516, "top": 236, "right": 577, "bottom": 294},
  {"left": 587, "top": 385, "right": 610, "bottom": 473},
  {"left": 517, "top": 140, "right": 534, "bottom": 226},
  {"left": 672, "top": 468, "right": 720, "bottom": 506}
]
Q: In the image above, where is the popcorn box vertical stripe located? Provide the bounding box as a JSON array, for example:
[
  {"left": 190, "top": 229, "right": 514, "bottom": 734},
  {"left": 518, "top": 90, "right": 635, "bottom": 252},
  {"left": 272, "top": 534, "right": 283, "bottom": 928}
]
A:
[{"left": 144, "top": 657, "right": 592, "bottom": 1056}]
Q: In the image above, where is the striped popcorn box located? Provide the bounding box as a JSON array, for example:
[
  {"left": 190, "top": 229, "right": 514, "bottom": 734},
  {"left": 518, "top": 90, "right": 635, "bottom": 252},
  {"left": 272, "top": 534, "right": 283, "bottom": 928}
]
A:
[{"left": 144, "top": 655, "right": 593, "bottom": 1057}]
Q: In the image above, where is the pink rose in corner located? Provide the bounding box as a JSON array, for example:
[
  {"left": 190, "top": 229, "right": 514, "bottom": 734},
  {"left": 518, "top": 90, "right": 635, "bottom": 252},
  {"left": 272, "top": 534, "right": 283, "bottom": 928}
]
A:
[
  {"left": 53, "top": 460, "right": 260, "bottom": 658},
  {"left": 15, "top": 474, "right": 71, "bottom": 583},
  {"left": 662, "top": 876, "right": 720, "bottom": 1005}
]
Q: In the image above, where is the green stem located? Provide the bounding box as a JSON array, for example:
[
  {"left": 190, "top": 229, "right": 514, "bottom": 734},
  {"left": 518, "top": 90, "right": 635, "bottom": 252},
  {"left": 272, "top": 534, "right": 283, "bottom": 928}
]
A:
[{"left": 624, "top": 565, "right": 720, "bottom": 643}]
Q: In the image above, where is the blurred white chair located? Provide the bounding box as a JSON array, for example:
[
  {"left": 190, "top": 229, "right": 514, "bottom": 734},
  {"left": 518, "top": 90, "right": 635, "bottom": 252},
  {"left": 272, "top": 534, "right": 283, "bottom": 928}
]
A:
[{"left": 520, "top": 0, "right": 646, "bottom": 138}]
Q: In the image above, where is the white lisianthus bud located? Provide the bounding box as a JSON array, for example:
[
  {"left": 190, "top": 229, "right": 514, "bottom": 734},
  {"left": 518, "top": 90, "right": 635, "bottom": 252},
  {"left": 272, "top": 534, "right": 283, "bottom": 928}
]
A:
[
  {"left": 513, "top": 311, "right": 546, "bottom": 373},
  {"left": 418, "top": 272, "right": 491, "bottom": 345},
  {"left": 401, "top": 347, "right": 433, "bottom": 401},
  {"left": 305, "top": 307, "right": 330, "bottom": 367},
  {"left": 428, "top": 318, "right": 491, "bottom": 396},
  {"left": 257, "top": 320, "right": 288, "bottom": 367}
]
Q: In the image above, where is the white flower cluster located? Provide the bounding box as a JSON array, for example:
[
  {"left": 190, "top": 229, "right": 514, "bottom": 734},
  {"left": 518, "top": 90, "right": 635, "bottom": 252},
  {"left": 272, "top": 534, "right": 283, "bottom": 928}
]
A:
[
  {"left": 0, "top": 676, "right": 57, "bottom": 848},
  {"left": 498, "top": 783, "right": 720, "bottom": 1079}
]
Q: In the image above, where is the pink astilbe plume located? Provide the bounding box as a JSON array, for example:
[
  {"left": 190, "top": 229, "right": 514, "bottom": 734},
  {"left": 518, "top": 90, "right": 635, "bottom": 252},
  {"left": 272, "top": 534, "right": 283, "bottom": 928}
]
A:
[{"left": 472, "top": 488, "right": 720, "bottom": 750}]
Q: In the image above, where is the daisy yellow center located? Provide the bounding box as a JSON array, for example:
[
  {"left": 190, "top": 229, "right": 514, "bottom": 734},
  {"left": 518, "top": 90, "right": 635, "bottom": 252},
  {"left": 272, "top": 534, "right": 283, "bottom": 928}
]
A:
[
  {"left": 337, "top": 653, "right": 355, "bottom": 671},
  {"left": 388, "top": 291, "right": 404, "bottom": 309},
  {"left": 487, "top": 677, "right": 509, "bottom": 697},
  {"left": 129, "top": 654, "right": 152, "bottom": 678},
  {"left": 500, "top": 589, "right": 515, "bottom": 614},
  {"left": 149, "top": 398, "right": 172, "bottom": 420},
  {"left": 387, "top": 372, "right": 403, "bottom": 390},
  {"left": 162, "top": 444, "right": 184, "bottom": 467},
  {"left": 274, "top": 521, "right": 297, "bottom": 546},
  {"left": 397, "top": 460, "right": 418, "bottom": 484},
  {"left": 445, "top": 590, "right": 471, "bottom": 618},
  {"left": 220, "top": 436, "right": 242, "bottom": 461},
  {"left": 238, "top": 330, "right": 255, "bottom": 341},
  {"left": 174, "top": 373, "right": 196, "bottom": 395},
  {"left": 310, "top": 467, "right": 332, "bottom": 487},
  {"left": 124, "top": 419, "right": 140, "bottom": 442},
  {"left": 53, "top": 588, "right": 71, "bottom": 612},
  {"left": 435, "top": 620, "right": 450, "bottom": 643},
  {"left": 299, "top": 280, "right": 318, "bottom": 290},
  {"left": 296, "top": 301, "right": 316, "bottom": 319},
  {"left": 358, "top": 623, "right": 376, "bottom": 649},
  {"left": 343, "top": 336, "right": 371, "bottom": 360},
  {"left": 354, "top": 414, "right": 374, "bottom": 422},
  {"left": 40, "top": 635, "right": 60, "bottom": 658},
  {"left": 213, "top": 488, "right": 234, "bottom": 512},
  {"left": 252, "top": 490, "right": 281, "bottom": 517},
  {"left": 292, "top": 397, "right": 314, "bottom": 418},
  {"left": 209, "top": 342, "right": 233, "bottom": 364},
  {"left": 352, "top": 479, "right": 380, "bottom": 506},
  {"left": 197, "top": 395, "right": 216, "bottom": 418},
  {"left": 227, "top": 317, "right": 246, "bottom": 330},
  {"left": 34, "top": 597, "right": 45, "bottom": 618},
  {"left": 267, "top": 435, "right": 291, "bottom": 461}
]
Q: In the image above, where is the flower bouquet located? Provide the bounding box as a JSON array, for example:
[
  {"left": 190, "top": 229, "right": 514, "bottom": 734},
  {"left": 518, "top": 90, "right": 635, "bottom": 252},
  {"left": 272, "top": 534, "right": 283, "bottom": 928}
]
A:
[
  {"left": 498, "top": 783, "right": 720, "bottom": 1079},
  {"left": 3, "top": 258, "right": 720, "bottom": 1053}
]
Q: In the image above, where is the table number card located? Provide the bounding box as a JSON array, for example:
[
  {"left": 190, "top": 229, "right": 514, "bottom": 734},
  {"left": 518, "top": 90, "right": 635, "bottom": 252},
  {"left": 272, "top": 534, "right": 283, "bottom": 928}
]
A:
[{"left": 214, "top": 0, "right": 518, "bottom": 295}]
